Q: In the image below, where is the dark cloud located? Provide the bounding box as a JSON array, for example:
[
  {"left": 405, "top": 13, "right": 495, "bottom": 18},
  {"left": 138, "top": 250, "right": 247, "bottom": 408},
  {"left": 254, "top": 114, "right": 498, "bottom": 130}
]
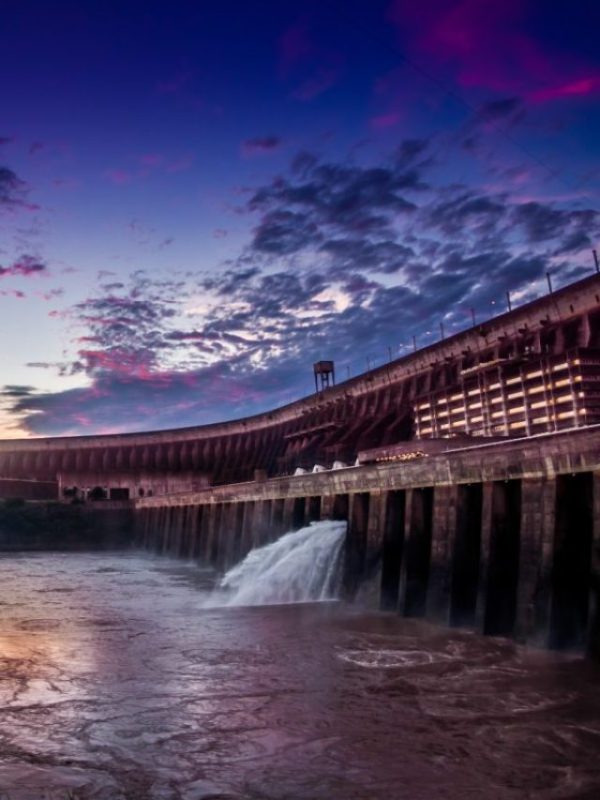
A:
[
  {"left": 1, "top": 385, "right": 35, "bottom": 398},
  {"left": 242, "top": 136, "right": 282, "bottom": 156},
  {"left": 474, "top": 97, "right": 524, "bottom": 125},
  {"left": 0, "top": 166, "right": 26, "bottom": 207},
  {"left": 0, "top": 255, "right": 47, "bottom": 278}
]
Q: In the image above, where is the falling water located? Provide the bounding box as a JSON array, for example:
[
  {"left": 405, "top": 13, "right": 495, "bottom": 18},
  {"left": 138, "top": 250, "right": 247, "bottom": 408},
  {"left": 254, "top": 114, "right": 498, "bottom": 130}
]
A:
[{"left": 207, "top": 519, "right": 347, "bottom": 607}]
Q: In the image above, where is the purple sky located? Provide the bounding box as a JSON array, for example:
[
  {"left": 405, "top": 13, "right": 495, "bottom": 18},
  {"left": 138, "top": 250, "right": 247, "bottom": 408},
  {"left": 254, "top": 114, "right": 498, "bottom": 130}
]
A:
[{"left": 1, "top": 0, "right": 599, "bottom": 438}]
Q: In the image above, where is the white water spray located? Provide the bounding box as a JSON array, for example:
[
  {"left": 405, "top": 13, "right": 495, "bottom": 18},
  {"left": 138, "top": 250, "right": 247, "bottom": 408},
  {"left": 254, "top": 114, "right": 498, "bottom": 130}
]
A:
[{"left": 205, "top": 520, "right": 347, "bottom": 607}]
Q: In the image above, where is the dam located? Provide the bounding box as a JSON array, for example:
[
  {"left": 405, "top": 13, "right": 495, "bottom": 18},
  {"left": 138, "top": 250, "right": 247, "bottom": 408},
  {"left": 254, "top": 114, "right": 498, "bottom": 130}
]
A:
[{"left": 1, "top": 272, "right": 600, "bottom": 656}]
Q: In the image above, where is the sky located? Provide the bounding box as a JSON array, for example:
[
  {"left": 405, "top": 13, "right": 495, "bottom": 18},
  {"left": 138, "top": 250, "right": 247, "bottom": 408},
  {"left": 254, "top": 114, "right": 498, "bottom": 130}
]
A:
[{"left": 1, "top": 0, "right": 599, "bottom": 438}]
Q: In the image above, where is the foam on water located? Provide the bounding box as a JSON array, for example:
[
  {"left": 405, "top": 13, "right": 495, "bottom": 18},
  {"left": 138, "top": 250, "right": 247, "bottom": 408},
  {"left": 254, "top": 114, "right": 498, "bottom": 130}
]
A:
[{"left": 206, "top": 520, "right": 347, "bottom": 607}]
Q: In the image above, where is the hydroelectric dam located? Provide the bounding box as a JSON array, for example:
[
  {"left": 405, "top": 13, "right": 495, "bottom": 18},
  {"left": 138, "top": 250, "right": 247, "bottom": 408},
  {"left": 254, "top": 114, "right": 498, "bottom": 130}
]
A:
[{"left": 2, "top": 271, "right": 600, "bottom": 657}]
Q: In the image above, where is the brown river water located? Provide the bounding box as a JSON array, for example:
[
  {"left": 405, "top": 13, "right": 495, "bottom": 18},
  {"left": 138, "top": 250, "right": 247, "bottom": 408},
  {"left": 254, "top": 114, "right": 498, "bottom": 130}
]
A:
[{"left": 0, "top": 550, "right": 598, "bottom": 800}]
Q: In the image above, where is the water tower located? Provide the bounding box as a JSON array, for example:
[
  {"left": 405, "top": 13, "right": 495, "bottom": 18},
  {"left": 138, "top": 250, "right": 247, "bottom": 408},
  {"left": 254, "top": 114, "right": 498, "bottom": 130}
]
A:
[{"left": 313, "top": 360, "right": 335, "bottom": 393}]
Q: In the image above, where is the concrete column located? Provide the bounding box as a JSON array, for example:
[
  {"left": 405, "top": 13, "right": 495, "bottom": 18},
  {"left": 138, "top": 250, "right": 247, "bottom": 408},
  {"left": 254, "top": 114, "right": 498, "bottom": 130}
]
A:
[
  {"left": 515, "top": 477, "right": 555, "bottom": 645},
  {"left": 172, "top": 506, "right": 185, "bottom": 557},
  {"left": 203, "top": 504, "right": 218, "bottom": 564},
  {"left": 281, "top": 497, "right": 296, "bottom": 531},
  {"left": 365, "top": 490, "right": 386, "bottom": 573},
  {"left": 475, "top": 482, "right": 494, "bottom": 632},
  {"left": 217, "top": 504, "right": 236, "bottom": 570},
  {"left": 380, "top": 490, "right": 406, "bottom": 611},
  {"left": 240, "top": 501, "right": 256, "bottom": 559},
  {"left": 426, "top": 484, "right": 458, "bottom": 624},
  {"left": 195, "top": 505, "right": 209, "bottom": 562},
  {"left": 209, "top": 503, "right": 225, "bottom": 566},
  {"left": 229, "top": 502, "right": 245, "bottom": 565},
  {"left": 270, "top": 498, "right": 285, "bottom": 541},
  {"left": 160, "top": 506, "right": 172, "bottom": 555},
  {"left": 253, "top": 500, "right": 272, "bottom": 548},
  {"left": 343, "top": 492, "right": 370, "bottom": 600},
  {"left": 187, "top": 505, "right": 202, "bottom": 559}
]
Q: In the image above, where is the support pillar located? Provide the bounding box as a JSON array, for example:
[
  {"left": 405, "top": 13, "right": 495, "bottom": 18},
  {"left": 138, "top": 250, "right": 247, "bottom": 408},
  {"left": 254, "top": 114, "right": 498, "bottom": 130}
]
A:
[
  {"left": 380, "top": 490, "right": 406, "bottom": 611},
  {"left": 426, "top": 484, "right": 458, "bottom": 624},
  {"left": 515, "top": 478, "right": 555, "bottom": 645},
  {"left": 343, "top": 492, "right": 370, "bottom": 599}
]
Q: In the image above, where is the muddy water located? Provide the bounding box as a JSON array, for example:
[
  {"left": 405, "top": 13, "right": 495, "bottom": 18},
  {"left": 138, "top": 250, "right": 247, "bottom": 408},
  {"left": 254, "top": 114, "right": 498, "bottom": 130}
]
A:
[{"left": 0, "top": 552, "right": 598, "bottom": 800}]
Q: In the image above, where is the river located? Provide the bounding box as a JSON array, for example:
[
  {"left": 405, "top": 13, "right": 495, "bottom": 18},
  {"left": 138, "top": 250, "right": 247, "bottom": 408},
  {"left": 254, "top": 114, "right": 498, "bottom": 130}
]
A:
[{"left": 0, "top": 540, "right": 598, "bottom": 799}]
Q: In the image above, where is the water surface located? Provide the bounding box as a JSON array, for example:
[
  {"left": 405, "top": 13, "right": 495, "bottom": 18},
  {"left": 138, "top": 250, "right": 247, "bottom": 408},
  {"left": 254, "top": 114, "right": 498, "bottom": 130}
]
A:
[{"left": 0, "top": 551, "right": 598, "bottom": 799}]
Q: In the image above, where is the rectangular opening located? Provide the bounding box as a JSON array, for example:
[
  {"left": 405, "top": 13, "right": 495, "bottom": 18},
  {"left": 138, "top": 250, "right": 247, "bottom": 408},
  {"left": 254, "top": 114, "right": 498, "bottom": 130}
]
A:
[
  {"left": 380, "top": 490, "right": 406, "bottom": 611},
  {"left": 450, "top": 483, "right": 483, "bottom": 627},
  {"left": 307, "top": 495, "right": 321, "bottom": 522},
  {"left": 272, "top": 498, "right": 285, "bottom": 538},
  {"left": 109, "top": 487, "right": 130, "bottom": 501},
  {"left": 404, "top": 487, "right": 434, "bottom": 617},
  {"left": 292, "top": 497, "right": 306, "bottom": 530},
  {"left": 550, "top": 473, "right": 593, "bottom": 650},
  {"left": 484, "top": 480, "right": 521, "bottom": 636}
]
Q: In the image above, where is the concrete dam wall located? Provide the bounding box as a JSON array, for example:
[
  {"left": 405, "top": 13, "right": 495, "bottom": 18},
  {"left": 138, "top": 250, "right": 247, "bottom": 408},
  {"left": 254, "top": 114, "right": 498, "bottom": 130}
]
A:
[{"left": 136, "top": 426, "right": 600, "bottom": 656}]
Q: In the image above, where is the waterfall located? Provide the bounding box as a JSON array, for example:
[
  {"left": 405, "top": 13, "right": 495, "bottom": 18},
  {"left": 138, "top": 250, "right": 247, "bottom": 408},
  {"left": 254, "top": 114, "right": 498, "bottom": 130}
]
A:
[{"left": 205, "top": 520, "right": 347, "bottom": 607}]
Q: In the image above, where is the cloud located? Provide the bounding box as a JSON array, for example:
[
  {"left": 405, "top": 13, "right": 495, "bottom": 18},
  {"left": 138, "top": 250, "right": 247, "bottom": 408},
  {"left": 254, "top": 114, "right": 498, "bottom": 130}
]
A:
[
  {"left": 9, "top": 142, "right": 600, "bottom": 436},
  {"left": 278, "top": 20, "right": 344, "bottom": 100},
  {"left": 241, "top": 136, "right": 282, "bottom": 157},
  {"left": 0, "top": 166, "right": 27, "bottom": 208},
  {"left": 387, "top": 0, "right": 600, "bottom": 105},
  {"left": 0, "top": 255, "right": 47, "bottom": 278}
]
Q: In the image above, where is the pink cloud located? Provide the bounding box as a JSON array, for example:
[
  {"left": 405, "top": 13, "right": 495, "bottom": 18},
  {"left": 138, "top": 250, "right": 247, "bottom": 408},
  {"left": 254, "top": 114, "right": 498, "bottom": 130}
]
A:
[
  {"left": 278, "top": 19, "right": 344, "bottom": 100},
  {"left": 387, "top": 0, "right": 600, "bottom": 104},
  {"left": 105, "top": 168, "right": 133, "bottom": 185},
  {"left": 241, "top": 136, "right": 282, "bottom": 157},
  {"left": 279, "top": 22, "right": 313, "bottom": 74},
  {"left": 370, "top": 111, "right": 402, "bottom": 130},
  {"left": 530, "top": 75, "right": 600, "bottom": 104},
  {"left": 292, "top": 66, "right": 342, "bottom": 101},
  {"left": 165, "top": 154, "right": 195, "bottom": 173},
  {"left": 139, "top": 153, "right": 164, "bottom": 167},
  {"left": 0, "top": 255, "right": 47, "bottom": 278}
]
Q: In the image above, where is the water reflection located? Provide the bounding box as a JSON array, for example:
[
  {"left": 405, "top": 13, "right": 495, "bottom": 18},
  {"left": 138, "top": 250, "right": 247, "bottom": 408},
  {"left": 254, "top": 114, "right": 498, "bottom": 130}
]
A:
[{"left": 0, "top": 552, "right": 598, "bottom": 799}]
